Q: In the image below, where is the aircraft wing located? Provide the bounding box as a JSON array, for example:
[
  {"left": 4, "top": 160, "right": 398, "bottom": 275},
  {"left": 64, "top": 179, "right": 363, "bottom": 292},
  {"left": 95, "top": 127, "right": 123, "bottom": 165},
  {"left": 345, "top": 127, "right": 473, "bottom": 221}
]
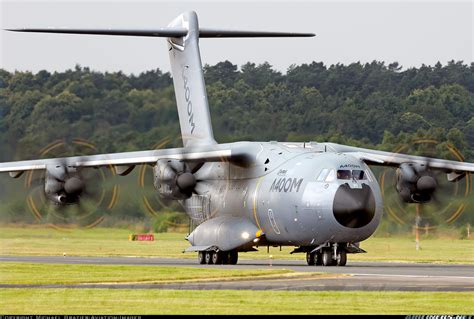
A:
[
  {"left": 326, "top": 143, "right": 474, "bottom": 173},
  {"left": 0, "top": 145, "right": 232, "bottom": 175}
]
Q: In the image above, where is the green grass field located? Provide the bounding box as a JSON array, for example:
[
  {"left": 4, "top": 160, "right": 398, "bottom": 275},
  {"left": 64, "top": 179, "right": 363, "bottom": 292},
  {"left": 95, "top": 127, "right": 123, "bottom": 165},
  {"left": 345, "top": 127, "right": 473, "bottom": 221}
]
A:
[
  {"left": 0, "top": 262, "right": 295, "bottom": 285},
  {"left": 0, "top": 226, "right": 473, "bottom": 263},
  {"left": 1, "top": 226, "right": 473, "bottom": 314},
  {"left": 1, "top": 289, "right": 472, "bottom": 314}
]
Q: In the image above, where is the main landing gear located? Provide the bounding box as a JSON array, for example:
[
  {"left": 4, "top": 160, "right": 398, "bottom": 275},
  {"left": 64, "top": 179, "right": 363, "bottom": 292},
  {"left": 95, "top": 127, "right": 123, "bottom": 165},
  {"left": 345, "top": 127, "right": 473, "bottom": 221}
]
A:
[
  {"left": 306, "top": 248, "right": 347, "bottom": 266},
  {"left": 198, "top": 250, "right": 238, "bottom": 265}
]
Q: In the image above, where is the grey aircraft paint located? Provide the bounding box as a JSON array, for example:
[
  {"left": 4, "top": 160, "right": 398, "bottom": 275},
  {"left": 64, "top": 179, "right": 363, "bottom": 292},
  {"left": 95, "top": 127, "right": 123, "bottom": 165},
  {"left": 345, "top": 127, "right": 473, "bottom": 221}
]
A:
[
  {"left": 183, "top": 142, "right": 383, "bottom": 251},
  {"left": 167, "top": 12, "right": 217, "bottom": 147},
  {"left": 1, "top": 11, "right": 473, "bottom": 266}
]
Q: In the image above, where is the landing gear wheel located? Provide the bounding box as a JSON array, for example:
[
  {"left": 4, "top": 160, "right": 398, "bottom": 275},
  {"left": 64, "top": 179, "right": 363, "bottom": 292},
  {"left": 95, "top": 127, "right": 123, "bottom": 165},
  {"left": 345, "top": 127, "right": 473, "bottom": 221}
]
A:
[
  {"left": 212, "top": 251, "right": 224, "bottom": 264},
  {"left": 306, "top": 252, "right": 315, "bottom": 266},
  {"left": 322, "top": 249, "right": 334, "bottom": 266},
  {"left": 205, "top": 251, "right": 214, "bottom": 265},
  {"left": 315, "top": 252, "right": 323, "bottom": 266},
  {"left": 228, "top": 251, "right": 238, "bottom": 265},
  {"left": 336, "top": 250, "right": 347, "bottom": 266},
  {"left": 221, "top": 252, "right": 230, "bottom": 264},
  {"left": 198, "top": 251, "right": 206, "bottom": 264}
]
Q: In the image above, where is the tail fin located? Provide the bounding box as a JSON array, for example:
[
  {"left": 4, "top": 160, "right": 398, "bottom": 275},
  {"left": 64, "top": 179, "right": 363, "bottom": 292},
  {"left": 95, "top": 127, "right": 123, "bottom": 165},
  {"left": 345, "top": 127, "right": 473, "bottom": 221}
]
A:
[
  {"left": 7, "top": 11, "right": 314, "bottom": 147},
  {"left": 167, "top": 12, "right": 216, "bottom": 147}
]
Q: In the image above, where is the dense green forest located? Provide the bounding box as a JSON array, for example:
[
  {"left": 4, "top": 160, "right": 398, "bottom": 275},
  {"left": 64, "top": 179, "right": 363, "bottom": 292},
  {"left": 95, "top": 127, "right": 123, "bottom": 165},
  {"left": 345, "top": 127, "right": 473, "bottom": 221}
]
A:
[{"left": 0, "top": 60, "right": 473, "bottom": 232}]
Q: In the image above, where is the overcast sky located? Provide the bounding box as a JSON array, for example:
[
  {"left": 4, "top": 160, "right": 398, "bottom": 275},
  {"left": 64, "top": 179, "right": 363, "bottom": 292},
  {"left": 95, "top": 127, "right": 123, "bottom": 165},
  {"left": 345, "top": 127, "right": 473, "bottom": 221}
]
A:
[{"left": 0, "top": 0, "right": 472, "bottom": 74}]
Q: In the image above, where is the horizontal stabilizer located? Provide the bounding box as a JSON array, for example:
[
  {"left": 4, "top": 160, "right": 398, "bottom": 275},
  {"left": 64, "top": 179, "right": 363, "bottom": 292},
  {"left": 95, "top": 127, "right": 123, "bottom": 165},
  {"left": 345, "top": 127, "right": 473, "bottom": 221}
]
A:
[
  {"left": 7, "top": 28, "right": 315, "bottom": 38},
  {"left": 199, "top": 29, "right": 315, "bottom": 38},
  {"left": 6, "top": 28, "right": 188, "bottom": 37}
]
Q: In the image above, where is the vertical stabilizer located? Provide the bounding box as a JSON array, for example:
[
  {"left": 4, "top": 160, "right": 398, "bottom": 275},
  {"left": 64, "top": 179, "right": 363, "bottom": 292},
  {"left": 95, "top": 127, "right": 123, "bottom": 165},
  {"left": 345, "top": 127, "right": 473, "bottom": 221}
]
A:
[{"left": 167, "top": 11, "right": 217, "bottom": 147}]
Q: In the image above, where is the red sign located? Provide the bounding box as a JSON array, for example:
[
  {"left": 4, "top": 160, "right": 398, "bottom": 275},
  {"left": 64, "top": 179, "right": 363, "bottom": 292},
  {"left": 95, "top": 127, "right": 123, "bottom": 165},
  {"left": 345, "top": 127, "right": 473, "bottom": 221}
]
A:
[{"left": 129, "top": 234, "right": 154, "bottom": 241}]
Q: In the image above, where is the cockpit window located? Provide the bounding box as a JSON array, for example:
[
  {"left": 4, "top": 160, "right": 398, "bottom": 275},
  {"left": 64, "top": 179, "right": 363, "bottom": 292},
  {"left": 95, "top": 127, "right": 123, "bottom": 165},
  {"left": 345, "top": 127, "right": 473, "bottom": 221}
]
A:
[
  {"left": 321, "top": 168, "right": 369, "bottom": 182},
  {"left": 325, "top": 169, "right": 336, "bottom": 182},
  {"left": 337, "top": 170, "right": 351, "bottom": 180},
  {"left": 336, "top": 169, "right": 367, "bottom": 180},
  {"left": 352, "top": 170, "right": 365, "bottom": 180},
  {"left": 317, "top": 168, "right": 329, "bottom": 181}
]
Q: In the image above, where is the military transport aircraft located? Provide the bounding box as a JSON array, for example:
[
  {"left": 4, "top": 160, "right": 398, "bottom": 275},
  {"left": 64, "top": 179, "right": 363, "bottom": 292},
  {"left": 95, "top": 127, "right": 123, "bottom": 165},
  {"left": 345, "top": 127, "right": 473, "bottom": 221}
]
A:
[{"left": 1, "top": 11, "right": 473, "bottom": 266}]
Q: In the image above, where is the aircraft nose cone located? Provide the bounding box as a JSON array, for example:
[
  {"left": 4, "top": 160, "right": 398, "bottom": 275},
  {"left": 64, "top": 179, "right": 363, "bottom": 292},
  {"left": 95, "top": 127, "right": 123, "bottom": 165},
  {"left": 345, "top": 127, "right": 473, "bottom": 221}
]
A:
[{"left": 333, "top": 184, "right": 376, "bottom": 228}]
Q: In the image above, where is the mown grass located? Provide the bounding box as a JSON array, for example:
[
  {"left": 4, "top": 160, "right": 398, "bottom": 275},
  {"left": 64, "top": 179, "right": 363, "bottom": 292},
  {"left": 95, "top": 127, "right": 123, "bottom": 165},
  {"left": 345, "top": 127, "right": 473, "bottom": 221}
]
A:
[
  {"left": 0, "top": 262, "right": 293, "bottom": 285},
  {"left": 0, "top": 289, "right": 472, "bottom": 314},
  {"left": 0, "top": 226, "right": 473, "bottom": 263},
  {"left": 1, "top": 226, "right": 473, "bottom": 315}
]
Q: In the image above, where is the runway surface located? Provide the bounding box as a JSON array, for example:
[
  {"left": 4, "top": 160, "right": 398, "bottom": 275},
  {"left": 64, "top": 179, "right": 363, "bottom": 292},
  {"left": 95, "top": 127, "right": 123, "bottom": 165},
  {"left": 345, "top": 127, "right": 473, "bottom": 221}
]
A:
[{"left": 1, "top": 255, "right": 474, "bottom": 292}]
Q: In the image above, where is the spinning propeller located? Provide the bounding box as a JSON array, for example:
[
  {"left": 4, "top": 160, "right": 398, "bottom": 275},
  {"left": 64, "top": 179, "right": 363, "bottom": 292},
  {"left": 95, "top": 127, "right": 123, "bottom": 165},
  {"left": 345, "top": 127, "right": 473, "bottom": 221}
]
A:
[
  {"left": 380, "top": 138, "right": 471, "bottom": 230},
  {"left": 138, "top": 135, "right": 231, "bottom": 231},
  {"left": 24, "top": 139, "right": 119, "bottom": 229}
]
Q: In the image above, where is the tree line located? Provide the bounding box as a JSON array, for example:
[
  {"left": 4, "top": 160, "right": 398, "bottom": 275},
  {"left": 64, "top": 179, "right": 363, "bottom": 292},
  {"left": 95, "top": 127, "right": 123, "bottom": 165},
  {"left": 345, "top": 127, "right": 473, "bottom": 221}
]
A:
[
  {"left": 0, "top": 60, "right": 472, "bottom": 163},
  {"left": 0, "top": 60, "right": 472, "bottom": 229}
]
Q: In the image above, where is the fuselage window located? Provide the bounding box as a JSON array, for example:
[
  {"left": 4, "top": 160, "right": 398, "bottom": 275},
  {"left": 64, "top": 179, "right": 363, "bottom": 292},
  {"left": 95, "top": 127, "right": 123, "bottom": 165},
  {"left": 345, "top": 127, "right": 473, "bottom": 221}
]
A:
[{"left": 317, "top": 168, "right": 329, "bottom": 181}]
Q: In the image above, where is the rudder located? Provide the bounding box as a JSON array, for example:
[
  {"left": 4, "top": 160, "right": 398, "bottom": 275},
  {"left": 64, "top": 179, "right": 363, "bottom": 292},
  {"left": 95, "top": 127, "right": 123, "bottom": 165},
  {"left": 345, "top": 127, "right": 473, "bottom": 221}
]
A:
[{"left": 167, "top": 11, "right": 217, "bottom": 147}]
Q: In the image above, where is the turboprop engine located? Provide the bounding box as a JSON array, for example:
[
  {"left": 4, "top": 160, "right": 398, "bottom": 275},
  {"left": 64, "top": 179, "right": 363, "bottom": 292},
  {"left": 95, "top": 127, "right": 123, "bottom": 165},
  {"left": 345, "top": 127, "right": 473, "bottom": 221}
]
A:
[
  {"left": 45, "top": 164, "right": 86, "bottom": 205},
  {"left": 395, "top": 162, "right": 438, "bottom": 203},
  {"left": 153, "top": 159, "right": 198, "bottom": 200}
]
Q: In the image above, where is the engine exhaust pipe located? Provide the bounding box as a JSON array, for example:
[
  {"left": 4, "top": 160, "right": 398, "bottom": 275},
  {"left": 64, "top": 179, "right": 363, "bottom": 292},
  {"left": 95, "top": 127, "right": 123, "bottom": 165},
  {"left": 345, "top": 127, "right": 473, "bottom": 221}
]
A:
[{"left": 57, "top": 194, "right": 67, "bottom": 204}]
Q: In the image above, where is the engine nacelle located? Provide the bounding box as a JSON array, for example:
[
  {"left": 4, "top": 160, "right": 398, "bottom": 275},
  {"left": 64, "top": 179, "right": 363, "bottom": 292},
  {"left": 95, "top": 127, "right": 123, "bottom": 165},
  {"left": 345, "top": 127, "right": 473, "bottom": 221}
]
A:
[
  {"left": 44, "top": 165, "right": 85, "bottom": 205},
  {"left": 153, "top": 159, "right": 196, "bottom": 200},
  {"left": 395, "top": 162, "right": 437, "bottom": 203}
]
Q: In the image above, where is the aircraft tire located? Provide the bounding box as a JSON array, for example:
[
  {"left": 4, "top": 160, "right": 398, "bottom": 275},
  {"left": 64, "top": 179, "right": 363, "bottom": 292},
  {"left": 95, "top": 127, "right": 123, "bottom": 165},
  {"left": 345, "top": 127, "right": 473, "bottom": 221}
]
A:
[
  {"left": 198, "top": 251, "right": 206, "bottom": 264},
  {"left": 322, "top": 249, "right": 333, "bottom": 266},
  {"left": 228, "top": 251, "right": 238, "bottom": 265},
  {"left": 222, "top": 251, "right": 231, "bottom": 264},
  {"left": 336, "top": 250, "right": 347, "bottom": 266},
  {"left": 205, "top": 251, "right": 214, "bottom": 264},
  {"left": 315, "top": 252, "right": 323, "bottom": 266},
  {"left": 213, "top": 251, "right": 224, "bottom": 264},
  {"left": 306, "top": 252, "right": 315, "bottom": 266}
]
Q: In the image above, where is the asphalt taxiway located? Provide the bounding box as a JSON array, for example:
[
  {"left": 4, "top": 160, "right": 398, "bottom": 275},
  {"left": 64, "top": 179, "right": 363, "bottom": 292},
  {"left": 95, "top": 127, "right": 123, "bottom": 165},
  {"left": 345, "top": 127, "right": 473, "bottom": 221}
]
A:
[{"left": 1, "top": 255, "right": 473, "bottom": 292}]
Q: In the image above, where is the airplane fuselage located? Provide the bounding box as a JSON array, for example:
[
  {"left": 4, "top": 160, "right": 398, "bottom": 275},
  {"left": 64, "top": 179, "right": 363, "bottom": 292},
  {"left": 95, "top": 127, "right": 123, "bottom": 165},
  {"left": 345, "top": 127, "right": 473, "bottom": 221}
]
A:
[{"left": 183, "top": 141, "right": 384, "bottom": 248}]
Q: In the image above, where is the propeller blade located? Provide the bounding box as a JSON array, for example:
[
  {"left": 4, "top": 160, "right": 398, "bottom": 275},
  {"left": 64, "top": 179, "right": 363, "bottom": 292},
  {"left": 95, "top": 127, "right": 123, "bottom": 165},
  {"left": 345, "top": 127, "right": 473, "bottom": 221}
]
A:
[{"left": 168, "top": 160, "right": 186, "bottom": 174}]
